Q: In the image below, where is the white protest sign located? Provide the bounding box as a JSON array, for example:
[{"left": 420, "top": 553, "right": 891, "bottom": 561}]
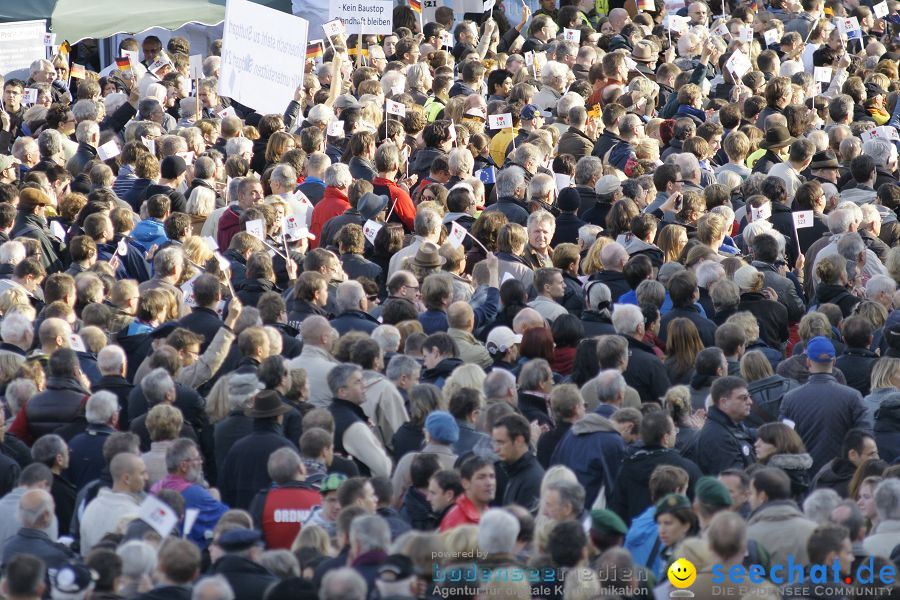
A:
[
  {"left": 712, "top": 22, "right": 730, "bottom": 38},
  {"left": 322, "top": 18, "right": 345, "bottom": 38},
  {"left": 483, "top": 0, "right": 496, "bottom": 11},
  {"left": 440, "top": 30, "right": 453, "bottom": 48},
  {"left": 329, "top": 0, "right": 393, "bottom": 35},
  {"left": 327, "top": 120, "right": 345, "bottom": 137},
  {"left": 214, "top": 251, "right": 231, "bottom": 272},
  {"left": 391, "top": 84, "right": 403, "bottom": 97},
  {"left": 874, "top": 0, "right": 889, "bottom": 17},
  {"left": 386, "top": 99, "right": 406, "bottom": 117},
  {"left": 68, "top": 334, "right": 86, "bottom": 352},
  {"left": 183, "top": 508, "right": 200, "bottom": 538},
  {"left": 50, "top": 220, "right": 66, "bottom": 241},
  {"left": 97, "top": 140, "right": 120, "bottom": 161},
  {"left": 563, "top": 28, "right": 581, "bottom": 43},
  {"left": 525, "top": 51, "right": 534, "bottom": 66},
  {"left": 554, "top": 173, "right": 573, "bottom": 191},
  {"left": 220, "top": 0, "right": 310, "bottom": 115},
  {"left": 363, "top": 219, "right": 383, "bottom": 245},
  {"left": 664, "top": 14, "right": 690, "bottom": 32},
  {"left": 874, "top": 125, "right": 900, "bottom": 141},
  {"left": 218, "top": 105, "right": 238, "bottom": 120},
  {"left": 763, "top": 28, "right": 781, "bottom": 46},
  {"left": 176, "top": 151, "right": 195, "bottom": 165},
  {"left": 138, "top": 495, "right": 178, "bottom": 538},
  {"left": 448, "top": 123, "right": 457, "bottom": 144},
  {"left": 725, "top": 50, "right": 752, "bottom": 78},
  {"left": 22, "top": 88, "right": 38, "bottom": 105},
  {"left": 43, "top": 33, "right": 56, "bottom": 46},
  {"left": 814, "top": 66, "right": 832, "bottom": 83},
  {"left": 792, "top": 210, "right": 814, "bottom": 229},
  {"left": 750, "top": 203, "right": 772, "bottom": 222},
  {"left": 488, "top": 113, "right": 513, "bottom": 130},
  {"left": 181, "top": 275, "right": 200, "bottom": 307},
  {"left": 122, "top": 49, "right": 139, "bottom": 71},
  {"left": 245, "top": 219, "right": 265, "bottom": 240},
  {"left": 141, "top": 136, "right": 156, "bottom": 156},
  {"left": 117, "top": 238, "right": 129, "bottom": 256},
  {"left": 738, "top": 26, "right": 753, "bottom": 42},
  {"left": 448, "top": 221, "right": 467, "bottom": 249},
  {"left": 189, "top": 54, "right": 204, "bottom": 79},
  {"left": 0, "top": 21, "right": 45, "bottom": 80},
  {"left": 834, "top": 16, "right": 862, "bottom": 40},
  {"left": 148, "top": 58, "right": 170, "bottom": 74}
]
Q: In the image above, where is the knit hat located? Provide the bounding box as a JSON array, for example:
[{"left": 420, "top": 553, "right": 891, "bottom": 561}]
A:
[
  {"left": 557, "top": 186, "right": 581, "bottom": 213},
  {"left": 590, "top": 509, "right": 628, "bottom": 535},
  {"left": 160, "top": 154, "right": 187, "bottom": 179},
  {"left": 425, "top": 410, "right": 459, "bottom": 444},
  {"left": 694, "top": 476, "right": 733, "bottom": 507}
]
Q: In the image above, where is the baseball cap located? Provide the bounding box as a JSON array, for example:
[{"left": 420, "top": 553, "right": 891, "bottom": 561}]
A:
[
  {"left": 521, "top": 104, "right": 541, "bottom": 120},
  {"left": 52, "top": 563, "right": 98, "bottom": 596},
  {"left": 805, "top": 336, "right": 836, "bottom": 363},
  {"left": 335, "top": 94, "right": 361, "bottom": 109},
  {"left": 486, "top": 326, "right": 522, "bottom": 355},
  {"left": 320, "top": 473, "right": 347, "bottom": 493}
]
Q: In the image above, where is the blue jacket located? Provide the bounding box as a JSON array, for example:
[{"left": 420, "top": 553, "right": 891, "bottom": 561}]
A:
[
  {"left": 623, "top": 506, "right": 662, "bottom": 575},
  {"left": 550, "top": 413, "right": 625, "bottom": 509},
  {"left": 181, "top": 483, "right": 229, "bottom": 548},
  {"left": 131, "top": 218, "right": 168, "bottom": 252}
]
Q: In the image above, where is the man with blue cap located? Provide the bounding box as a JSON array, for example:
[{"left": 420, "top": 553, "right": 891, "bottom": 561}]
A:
[{"left": 779, "top": 336, "right": 870, "bottom": 474}]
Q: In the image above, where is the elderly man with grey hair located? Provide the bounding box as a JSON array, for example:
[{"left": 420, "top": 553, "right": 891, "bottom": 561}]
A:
[
  {"left": 328, "top": 363, "right": 392, "bottom": 477},
  {"left": 865, "top": 275, "right": 896, "bottom": 311},
  {"left": 128, "top": 369, "right": 196, "bottom": 453},
  {"left": 347, "top": 515, "right": 392, "bottom": 587},
  {"left": 612, "top": 304, "right": 671, "bottom": 404},
  {"left": 862, "top": 479, "right": 900, "bottom": 557},
  {"left": 65, "top": 118, "right": 101, "bottom": 176},
  {"left": 533, "top": 61, "right": 571, "bottom": 113},
  {"left": 0, "top": 488, "right": 74, "bottom": 569},
  {"left": 288, "top": 316, "right": 339, "bottom": 407},
  {"left": 387, "top": 208, "right": 443, "bottom": 278},
  {"left": 478, "top": 508, "right": 521, "bottom": 559},
  {"left": 139, "top": 246, "right": 190, "bottom": 317},
  {"left": 192, "top": 575, "right": 234, "bottom": 600},
  {"left": 330, "top": 280, "right": 379, "bottom": 335},
  {"left": 322, "top": 568, "right": 368, "bottom": 600},
  {"left": 269, "top": 163, "right": 313, "bottom": 226},
  {"left": 37, "top": 129, "right": 66, "bottom": 167},
  {"left": 484, "top": 166, "right": 529, "bottom": 226},
  {"left": 64, "top": 391, "right": 120, "bottom": 489},
  {"left": 809, "top": 207, "right": 886, "bottom": 295}
]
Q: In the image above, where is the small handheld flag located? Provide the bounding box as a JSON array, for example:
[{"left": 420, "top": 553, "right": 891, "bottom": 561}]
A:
[
  {"left": 115, "top": 57, "right": 131, "bottom": 72},
  {"left": 410, "top": 0, "right": 423, "bottom": 13},
  {"left": 306, "top": 40, "right": 325, "bottom": 59}
]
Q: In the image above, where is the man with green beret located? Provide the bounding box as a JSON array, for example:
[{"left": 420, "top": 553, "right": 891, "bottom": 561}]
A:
[
  {"left": 692, "top": 476, "right": 732, "bottom": 531},
  {"left": 589, "top": 508, "right": 628, "bottom": 553}
]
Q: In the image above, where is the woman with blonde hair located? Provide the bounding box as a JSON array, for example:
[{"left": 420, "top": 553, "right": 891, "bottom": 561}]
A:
[
  {"left": 656, "top": 225, "right": 688, "bottom": 265},
  {"left": 581, "top": 236, "right": 615, "bottom": 276},
  {"left": 181, "top": 237, "right": 214, "bottom": 281},
  {"left": 664, "top": 385, "right": 702, "bottom": 452},
  {"left": 865, "top": 357, "right": 900, "bottom": 462},
  {"left": 442, "top": 364, "right": 487, "bottom": 404},
  {"left": 0, "top": 288, "right": 31, "bottom": 317},
  {"left": 291, "top": 524, "right": 333, "bottom": 579}
]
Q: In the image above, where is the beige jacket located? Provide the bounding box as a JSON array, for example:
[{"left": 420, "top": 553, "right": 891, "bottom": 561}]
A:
[
  {"left": 361, "top": 371, "right": 409, "bottom": 451},
  {"left": 447, "top": 328, "right": 492, "bottom": 369},
  {"left": 177, "top": 327, "right": 235, "bottom": 389}
]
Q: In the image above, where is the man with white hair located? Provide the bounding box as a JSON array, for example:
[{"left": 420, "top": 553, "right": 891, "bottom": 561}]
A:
[
  {"left": 310, "top": 163, "right": 353, "bottom": 244},
  {"left": 478, "top": 508, "right": 521, "bottom": 561},
  {"left": 63, "top": 392, "right": 119, "bottom": 490},
  {"left": 858, "top": 203, "right": 890, "bottom": 263},
  {"left": 330, "top": 280, "right": 380, "bottom": 335},
  {"left": 612, "top": 303, "right": 671, "bottom": 404},
  {"left": 589, "top": 242, "right": 630, "bottom": 301},
  {"left": 811, "top": 204, "right": 886, "bottom": 291},
  {"left": 862, "top": 479, "right": 900, "bottom": 557},
  {"left": 192, "top": 576, "right": 234, "bottom": 600},
  {"left": 321, "top": 568, "right": 368, "bottom": 600},
  {"left": 0, "top": 488, "right": 73, "bottom": 570},
  {"left": 0, "top": 312, "right": 33, "bottom": 363},
  {"left": 523, "top": 209, "right": 555, "bottom": 269},
  {"left": 92, "top": 346, "right": 132, "bottom": 424},
  {"left": 865, "top": 275, "right": 896, "bottom": 311},
  {"left": 533, "top": 61, "right": 571, "bottom": 113},
  {"left": 65, "top": 120, "right": 100, "bottom": 177}
]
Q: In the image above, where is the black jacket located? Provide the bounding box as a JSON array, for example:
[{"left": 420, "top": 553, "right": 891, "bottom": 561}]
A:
[
  {"left": 214, "top": 411, "right": 253, "bottom": 478},
  {"left": 536, "top": 421, "right": 571, "bottom": 469},
  {"left": 286, "top": 298, "right": 329, "bottom": 324},
  {"left": 660, "top": 304, "right": 718, "bottom": 348},
  {"left": 51, "top": 473, "right": 77, "bottom": 536},
  {"left": 132, "top": 586, "right": 192, "bottom": 600},
  {"left": 266, "top": 322, "right": 302, "bottom": 360},
  {"left": 391, "top": 423, "right": 425, "bottom": 463},
  {"left": 420, "top": 357, "right": 464, "bottom": 388},
  {"left": 499, "top": 452, "right": 544, "bottom": 512},
  {"left": 224, "top": 249, "right": 249, "bottom": 289},
  {"left": 235, "top": 277, "right": 281, "bottom": 308},
  {"left": 330, "top": 309, "right": 380, "bottom": 336},
  {"left": 519, "top": 391, "right": 553, "bottom": 427},
  {"left": 587, "top": 270, "right": 630, "bottom": 302},
  {"left": 874, "top": 395, "right": 900, "bottom": 464},
  {"left": 141, "top": 183, "right": 187, "bottom": 213},
  {"left": 340, "top": 253, "right": 382, "bottom": 283},
  {"left": 126, "top": 382, "right": 207, "bottom": 436},
  {"left": 399, "top": 486, "right": 437, "bottom": 530},
  {"left": 745, "top": 375, "right": 798, "bottom": 429},
  {"left": 220, "top": 419, "right": 296, "bottom": 509},
  {"left": 0, "top": 528, "right": 77, "bottom": 570},
  {"left": 12, "top": 211, "right": 65, "bottom": 273},
  {"left": 813, "top": 283, "right": 860, "bottom": 318},
  {"left": 319, "top": 209, "right": 364, "bottom": 251},
  {"left": 25, "top": 376, "right": 90, "bottom": 441},
  {"left": 348, "top": 156, "right": 377, "bottom": 181},
  {"left": 178, "top": 307, "right": 225, "bottom": 353},
  {"left": 92, "top": 375, "right": 134, "bottom": 426},
  {"left": 622, "top": 336, "right": 671, "bottom": 405},
  {"left": 811, "top": 457, "right": 856, "bottom": 498},
  {"left": 688, "top": 406, "right": 757, "bottom": 475},
  {"left": 738, "top": 292, "right": 790, "bottom": 349},
  {"left": 608, "top": 445, "right": 702, "bottom": 525},
  {"left": 834, "top": 347, "right": 878, "bottom": 397},
  {"left": 210, "top": 554, "right": 279, "bottom": 600},
  {"left": 551, "top": 212, "right": 586, "bottom": 246},
  {"left": 580, "top": 310, "right": 616, "bottom": 337}
]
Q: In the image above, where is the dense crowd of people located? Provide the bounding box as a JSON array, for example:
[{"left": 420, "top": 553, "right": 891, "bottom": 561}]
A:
[{"left": 1, "top": 1, "right": 900, "bottom": 599}]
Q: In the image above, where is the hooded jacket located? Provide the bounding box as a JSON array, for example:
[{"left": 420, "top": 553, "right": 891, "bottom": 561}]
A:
[
  {"left": 619, "top": 235, "right": 664, "bottom": 268},
  {"left": 767, "top": 453, "right": 813, "bottom": 501},
  {"left": 811, "top": 457, "right": 855, "bottom": 498},
  {"left": 131, "top": 218, "right": 168, "bottom": 252},
  {"left": 550, "top": 413, "right": 626, "bottom": 509}
]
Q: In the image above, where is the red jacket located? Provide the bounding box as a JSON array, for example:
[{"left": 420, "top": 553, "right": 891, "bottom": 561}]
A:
[
  {"left": 372, "top": 177, "right": 415, "bottom": 232},
  {"left": 250, "top": 482, "right": 322, "bottom": 549},
  {"left": 309, "top": 187, "right": 350, "bottom": 248},
  {"left": 216, "top": 206, "right": 241, "bottom": 251},
  {"left": 439, "top": 493, "right": 482, "bottom": 531}
]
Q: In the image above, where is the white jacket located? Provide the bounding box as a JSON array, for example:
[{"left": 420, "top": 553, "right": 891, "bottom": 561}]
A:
[
  {"left": 79, "top": 488, "right": 141, "bottom": 553},
  {"left": 287, "top": 345, "right": 337, "bottom": 408}
]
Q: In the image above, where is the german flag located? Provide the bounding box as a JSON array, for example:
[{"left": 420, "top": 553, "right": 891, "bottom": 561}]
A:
[
  {"left": 69, "top": 63, "right": 85, "bottom": 79},
  {"left": 306, "top": 40, "right": 324, "bottom": 59},
  {"left": 347, "top": 46, "right": 369, "bottom": 57},
  {"left": 410, "top": 0, "right": 422, "bottom": 12},
  {"left": 115, "top": 57, "right": 131, "bottom": 71}
]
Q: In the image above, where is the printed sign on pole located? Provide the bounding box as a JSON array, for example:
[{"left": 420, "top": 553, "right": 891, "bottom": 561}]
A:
[
  {"left": 487, "top": 113, "right": 513, "bottom": 130},
  {"left": 873, "top": 1, "right": 889, "bottom": 18},
  {"left": 329, "top": 1, "right": 393, "bottom": 35},
  {"left": 363, "top": 220, "right": 383, "bottom": 245},
  {"left": 327, "top": 120, "right": 345, "bottom": 137},
  {"left": 792, "top": 210, "right": 814, "bottom": 229},
  {"left": 138, "top": 495, "right": 178, "bottom": 538},
  {"left": 563, "top": 28, "right": 581, "bottom": 43},
  {"left": 386, "top": 99, "right": 406, "bottom": 117},
  {"left": 448, "top": 222, "right": 467, "bottom": 249},
  {"left": 725, "top": 50, "right": 752, "bottom": 79},
  {"left": 322, "top": 18, "right": 346, "bottom": 38},
  {"left": 245, "top": 219, "right": 265, "bottom": 240},
  {"left": 763, "top": 28, "right": 781, "bottom": 46},
  {"left": 97, "top": 140, "right": 120, "bottom": 161},
  {"left": 22, "top": 88, "right": 38, "bottom": 105},
  {"left": 189, "top": 54, "right": 204, "bottom": 79},
  {"left": 814, "top": 67, "right": 832, "bottom": 83},
  {"left": 750, "top": 203, "right": 772, "bottom": 222}
]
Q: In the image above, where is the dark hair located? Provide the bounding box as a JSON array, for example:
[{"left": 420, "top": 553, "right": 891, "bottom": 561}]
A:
[
  {"left": 85, "top": 548, "right": 123, "bottom": 592},
  {"left": 432, "top": 469, "right": 464, "bottom": 496},
  {"left": 546, "top": 520, "right": 587, "bottom": 567},
  {"left": 449, "top": 387, "right": 482, "bottom": 420},
  {"left": 551, "top": 314, "right": 583, "bottom": 348},
  {"left": 710, "top": 375, "right": 747, "bottom": 405},
  {"left": 841, "top": 316, "right": 873, "bottom": 348},
  {"left": 459, "top": 454, "right": 493, "bottom": 480},
  {"left": 695, "top": 347, "right": 725, "bottom": 376},
  {"left": 807, "top": 524, "right": 850, "bottom": 566},
  {"left": 667, "top": 270, "right": 698, "bottom": 307},
  {"left": 410, "top": 453, "right": 442, "bottom": 488},
  {"left": 494, "top": 413, "right": 531, "bottom": 445},
  {"left": 641, "top": 411, "right": 673, "bottom": 446},
  {"left": 569, "top": 339, "right": 600, "bottom": 387},
  {"left": 422, "top": 332, "right": 458, "bottom": 358},
  {"left": 842, "top": 428, "right": 874, "bottom": 461},
  {"left": 751, "top": 466, "right": 792, "bottom": 501},
  {"left": 3, "top": 554, "right": 45, "bottom": 597},
  {"left": 623, "top": 254, "right": 653, "bottom": 289},
  {"left": 49, "top": 348, "right": 80, "bottom": 378}
]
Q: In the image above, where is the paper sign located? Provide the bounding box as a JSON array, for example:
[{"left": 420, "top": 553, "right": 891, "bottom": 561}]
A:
[
  {"left": 400, "top": 145, "right": 410, "bottom": 165},
  {"left": 792, "top": 210, "right": 814, "bottom": 229},
  {"left": 68, "top": 334, "right": 86, "bottom": 352},
  {"left": 391, "top": 84, "right": 404, "bottom": 96},
  {"left": 664, "top": 14, "right": 690, "bottom": 32},
  {"left": 488, "top": 113, "right": 512, "bottom": 130},
  {"left": 750, "top": 203, "right": 772, "bottom": 222},
  {"left": 138, "top": 495, "right": 178, "bottom": 538},
  {"left": 329, "top": 1, "right": 393, "bottom": 35},
  {"left": 476, "top": 167, "right": 496, "bottom": 184},
  {"left": 814, "top": 66, "right": 832, "bottom": 83},
  {"left": 386, "top": 99, "right": 406, "bottom": 117},
  {"left": 181, "top": 274, "right": 200, "bottom": 306},
  {"left": 725, "top": 50, "right": 752, "bottom": 78},
  {"left": 50, "top": 220, "right": 66, "bottom": 240},
  {"left": 44, "top": 33, "right": 56, "bottom": 46},
  {"left": 183, "top": 508, "right": 200, "bottom": 539},
  {"left": 624, "top": 56, "right": 637, "bottom": 71},
  {"left": 327, "top": 120, "right": 344, "bottom": 137},
  {"left": 712, "top": 22, "right": 730, "bottom": 38},
  {"left": 214, "top": 251, "right": 230, "bottom": 271},
  {"left": 141, "top": 136, "right": 156, "bottom": 155},
  {"left": 835, "top": 16, "right": 862, "bottom": 40},
  {"left": 176, "top": 151, "right": 195, "bottom": 165},
  {"left": 218, "top": 106, "right": 238, "bottom": 120},
  {"left": 763, "top": 28, "right": 781, "bottom": 46},
  {"left": 363, "top": 219, "right": 383, "bottom": 244},
  {"left": 448, "top": 221, "right": 467, "bottom": 248},
  {"left": 188, "top": 54, "right": 204, "bottom": 79},
  {"left": 738, "top": 26, "right": 753, "bottom": 42},
  {"left": 440, "top": 31, "right": 453, "bottom": 48},
  {"left": 525, "top": 51, "right": 534, "bottom": 66},
  {"left": 874, "top": 125, "right": 900, "bottom": 141},
  {"left": 204, "top": 236, "right": 219, "bottom": 251},
  {"left": 245, "top": 219, "right": 265, "bottom": 240},
  {"left": 22, "top": 88, "right": 38, "bottom": 105},
  {"left": 322, "top": 18, "right": 346, "bottom": 38},
  {"left": 97, "top": 140, "right": 120, "bottom": 161},
  {"left": 874, "top": 0, "right": 889, "bottom": 18},
  {"left": 117, "top": 239, "right": 128, "bottom": 256},
  {"left": 148, "top": 58, "right": 170, "bottom": 74},
  {"left": 483, "top": 0, "right": 496, "bottom": 11},
  {"left": 563, "top": 28, "right": 581, "bottom": 43},
  {"left": 554, "top": 173, "right": 573, "bottom": 191}
]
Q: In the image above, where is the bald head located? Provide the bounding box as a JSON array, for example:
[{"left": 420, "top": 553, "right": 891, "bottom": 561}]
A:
[
  {"left": 600, "top": 242, "right": 628, "bottom": 271},
  {"left": 609, "top": 8, "right": 630, "bottom": 31},
  {"left": 299, "top": 315, "right": 334, "bottom": 349},
  {"left": 39, "top": 317, "right": 73, "bottom": 350},
  {"left": 18, "top": 489, "right": 54, "bottom": 528},
  {"left": 512, "top": 307, "right": 545, "bottom": 334},
  {"left": 110, "top": 453, "right": 145, "bottom": 493},
  {"left": 447, "top": 301, "right": 475, "bottom": 331}
]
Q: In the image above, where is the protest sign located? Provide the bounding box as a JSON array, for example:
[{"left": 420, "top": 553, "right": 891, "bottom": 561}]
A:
[
  {"left": 476, "top": 167, "right": 496, "bottom": 184},
  {"left": 792, "top": 211, "right": 814, "bottom": 229},
  {"left": 563, "top": 28, "right": 581, "bottom": 42},
  {"left": 363, "top": 220, "right": 383, "bottom": 245},
  {"left": 814, "top": 67, "right": 832, "bottom": 83},
  {"left": 750, "top": 203, "right": 772, "bottom": 222},
  {"left": 327, "top": 120, "right": 345, "bottom": 137},
  {"left": 0, "top": 21, "right": 45, "bottom": 80},
  {"left": 220, "top": 0, "right": 309, "bottom": 116},
  {"left": 322, "top": 18, "right": 345, "bottom": 39},
  {"left": 763, "top": 28, "right": 781, "bottom": 46},
  {"left": 329, "top": 1, "right": 393, "bottom": 35},
  {"left": 97, "top": 140, "right": 120, "bottom": 161},
  {"left": 386, "top": 99, "right": 406, "bottom": 116},
  {"left": 22, "top": 88, "right": 37, "bottom": 105},
  {"left": 246, "top": 219, "right": 265, "bottom": 240},
  {"left": 139, "top": 495, "right": 178, "bottom": 538},
  {"left": 873, "top": 1, "right": 889, "bottom": 17},
  {"left": 68, "top": 334, "right": 86, "bottom": 352},
  {"left": 488, "top": 113, "right": 513, "bottom": 129},
  {"left": 725, "top": 51, "right": 752, "bottom": 78},
  {"left": 189, "top": 54, "right": 204, "bottom": 79},
  {"left": 448, "top": 222, "right": 467, "bottom": 249},
  {"left": 554, "top": 173, "right": 573, "bottom": 191}
]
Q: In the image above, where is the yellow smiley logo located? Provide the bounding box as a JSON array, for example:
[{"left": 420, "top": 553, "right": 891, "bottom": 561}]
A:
[{"left": 667, "top": 558, "right": 697, "bottom": 588}]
